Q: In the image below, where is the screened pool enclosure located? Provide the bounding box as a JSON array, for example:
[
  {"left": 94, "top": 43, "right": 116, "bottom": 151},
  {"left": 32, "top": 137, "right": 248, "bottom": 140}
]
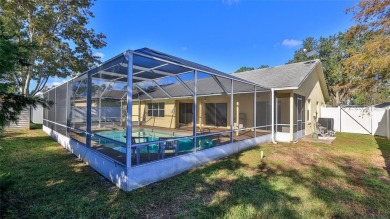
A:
[{"left": 43, "top": 48, "right": 273, "bottom": 190}]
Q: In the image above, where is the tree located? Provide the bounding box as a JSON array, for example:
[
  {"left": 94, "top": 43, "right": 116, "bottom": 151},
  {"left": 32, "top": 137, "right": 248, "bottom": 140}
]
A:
[
  {"left": 288, "top": 35, "right": 349, "bottom": 105},
  {"left": 343, "top": 0, "right": 390, "bottom": 105},
  {"left": 235, "top": 67, "right": 255, "bottom": 73},
  {"left": 287, "top": 37, "right": 319, "bottom": 64},
  {"left": 318, "top": 33, "right": 352, "bottom": 106},
  {"left": 0, "top": 16, "right": 52, "bottom": 134},
  {"left": 234, "top": 65, "right": 270, "bottom": 73},
  {"left": 258, "top": 65, "right": 269, "bottom": 69},
  {"left": 0, "top": 0, "right": 106, "bottom": 96}
]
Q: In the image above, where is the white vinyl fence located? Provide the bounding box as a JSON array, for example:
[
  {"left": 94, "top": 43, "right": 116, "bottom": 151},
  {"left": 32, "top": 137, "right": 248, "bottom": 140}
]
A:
[{"left": 321, "top": 106, "right": 390, "bottom": 140}]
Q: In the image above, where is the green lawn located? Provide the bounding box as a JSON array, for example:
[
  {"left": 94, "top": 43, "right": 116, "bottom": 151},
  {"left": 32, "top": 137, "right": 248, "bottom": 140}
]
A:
[{"left": 1, "top": 130, "right": 389, "bottom": 218}]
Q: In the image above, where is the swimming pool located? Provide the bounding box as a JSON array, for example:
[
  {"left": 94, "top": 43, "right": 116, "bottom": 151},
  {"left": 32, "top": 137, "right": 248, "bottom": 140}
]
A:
[
  {"left": 93, "top": 129, "right": 216, "bottom": 153},
  {"left": 95, "top": 129, "right": 184, "bottom": 143}
]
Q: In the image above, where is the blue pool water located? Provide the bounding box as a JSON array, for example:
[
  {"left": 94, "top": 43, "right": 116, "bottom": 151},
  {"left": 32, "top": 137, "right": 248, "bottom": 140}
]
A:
[
  {"left": 93, "top": 129, "right": 215, "bottom": 153},
  {"left": 96, "top": 129, "right": 184, "bottom": 143}
]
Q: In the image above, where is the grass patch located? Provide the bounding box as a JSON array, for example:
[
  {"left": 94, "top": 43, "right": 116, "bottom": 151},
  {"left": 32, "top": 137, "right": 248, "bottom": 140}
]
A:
[
  {"left": 1, "top": 130, "right": 389, "bottom": 218},
  {"left": 29, "top": 123, "right": 43, "bottom": 130}
]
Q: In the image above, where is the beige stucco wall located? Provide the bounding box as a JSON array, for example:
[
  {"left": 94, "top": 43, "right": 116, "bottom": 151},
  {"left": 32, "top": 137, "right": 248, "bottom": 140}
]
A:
[
  {"left": 130, "top": 99, "right": 177, "bottom": 128},
  {"left": 74, "top": 100, "right": 121, "bottom": 107},
  {"left": 294, "top": 64, "right": 326, "bottom": 136},
  {"left": 126, "top": 92, "right": 268, "bottom": 130}
]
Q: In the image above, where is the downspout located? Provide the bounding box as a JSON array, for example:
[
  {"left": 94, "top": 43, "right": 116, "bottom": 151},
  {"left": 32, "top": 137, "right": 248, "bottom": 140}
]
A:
[{"left": 271, "top": 88, "right": 277, "bottom": 144}]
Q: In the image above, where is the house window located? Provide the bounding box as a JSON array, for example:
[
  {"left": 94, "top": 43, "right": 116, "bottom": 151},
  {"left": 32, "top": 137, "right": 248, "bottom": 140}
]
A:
[{"left": 147, "top": 103, "right": 164, "bottom": 117}]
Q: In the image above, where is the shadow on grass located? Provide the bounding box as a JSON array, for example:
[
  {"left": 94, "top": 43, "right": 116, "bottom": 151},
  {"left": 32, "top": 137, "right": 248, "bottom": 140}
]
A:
[
  {"left": 30, "top": 123, "right": 43, "bottom": 130},
  {"left": 123, "top": 155, "right": 302, "bottom": 218},
  {"left": 375, "top": 136, "right": 390, "bottom": 175},
  {"left": 0, "top": 130, "right": 28, "bottom": 139},
  {"left": 2, "top": 131, "right": 390, "bottom": 218}
]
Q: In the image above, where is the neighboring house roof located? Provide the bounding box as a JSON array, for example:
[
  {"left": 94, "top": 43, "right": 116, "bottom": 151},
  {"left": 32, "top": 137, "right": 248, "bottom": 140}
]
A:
[
  {"left": 98, "top": 90, "right": 127, "bottom": 100},
  {"left": 233, "top": 59, "right": 330, "bottom": 100}
]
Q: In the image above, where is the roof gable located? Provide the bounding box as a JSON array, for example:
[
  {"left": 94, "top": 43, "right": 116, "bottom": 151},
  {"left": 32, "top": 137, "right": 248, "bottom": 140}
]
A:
[
  {"left": 233, "top": 59, "right": 330, "bottom": 101},
  {"left": 232, "top": 60, "right": 320, "bottom": 89}
]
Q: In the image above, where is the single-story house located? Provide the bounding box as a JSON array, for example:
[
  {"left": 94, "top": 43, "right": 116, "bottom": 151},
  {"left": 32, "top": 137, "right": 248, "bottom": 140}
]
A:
[{"left": 42, "top": 48, "right": 329, "bottom": 191}]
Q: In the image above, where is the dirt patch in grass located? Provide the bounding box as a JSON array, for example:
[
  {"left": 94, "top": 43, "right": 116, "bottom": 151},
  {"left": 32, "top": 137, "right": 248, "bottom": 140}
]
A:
[{"left": 263, "top": 141, "right": 323, "bottom": 170}]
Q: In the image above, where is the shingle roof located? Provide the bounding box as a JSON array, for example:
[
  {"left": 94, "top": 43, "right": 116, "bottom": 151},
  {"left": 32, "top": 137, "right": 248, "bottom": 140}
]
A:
[
  {"left": 232, "top": 59, "right": 321, "bottom": 89},
  {"left": 133, "top": 48, "right": 258, "bottom": 85},
  {"left": 132, "top": 76, "right": 256, "bottom": 100}
]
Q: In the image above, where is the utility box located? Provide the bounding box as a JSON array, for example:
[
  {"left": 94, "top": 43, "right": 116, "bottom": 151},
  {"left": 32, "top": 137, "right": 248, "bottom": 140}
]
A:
[{"left": 318, "top": 118, "right": 334, "bottom": 131}]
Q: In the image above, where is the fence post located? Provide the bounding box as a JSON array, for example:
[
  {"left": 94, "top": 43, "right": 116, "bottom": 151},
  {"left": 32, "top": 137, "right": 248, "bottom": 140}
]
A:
[
  {"left": 339, "top": 106, "right": 341, "bottom": 132},
  {"left": 371, "top": 106, "right": 373, "bottom": 135}
]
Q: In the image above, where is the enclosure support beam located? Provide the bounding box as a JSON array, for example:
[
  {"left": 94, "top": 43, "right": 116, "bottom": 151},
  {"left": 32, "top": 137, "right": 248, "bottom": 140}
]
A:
[
  {"left": 193, "top": 70, "right": 197, "bottom": 152},
  {"left": 133, "top": 65, "right": 174, "bottom": 77},
  {"left": 271, "top": 88, "right": 276, "bottom": 143},
  {"left": 134, "top": 84, "right": 154, "bottom": 100},
  {"left": 99, "top": 98, "right": 102, "bottom": 127},
  {"left": 212, "top": 75, "right": 228, "bottom": 95},
  {"left": 98, "top": 81, "right": 114, "bottom": 127},
  {"left": 151, "top": 80, "right": 172, "bottom": 98},
  {"left": 65, "top": 82, "right": 69, "bottom": 134},
  {"left": 120, "top": 93, "right": 126, "bottom": 127},
  {"left": 236, "top": 100, "right": 239, "bottom": 136},
  {"left": 254, "top": 86, "right": 257, "bottom": 138},
  {"left": 99, "top": 71, "right": 128, "bottom": 78},
  {"left": 120, "top": 100, "right": 123, "bottom": 127},
  {"left": 54, "top": 85, "right": 56, "bottom": 133},
  {"left": 132, "top": 63, "right": 169, "bottom": 75},
  {"left": 290, "top": 92, "right": 294, "bottom": 142},
  {"left": 387, "top": 107, "right": 390, "bottom": 140},
  {"left": 230, "top": 80, "right": 234, "bottom": 143},
  {"left": 86, "top": 71, "right": 92, "bottom": 148},
  {"left": 138, "top": 100, "right": 141, "bottom": 126},
  {"left": 275, "top": 94, "right": 278, "bottom": 133},
  {"left": 131, "top": 51, "right": 261, "bottom": 88},
  {"left": 175, "top": 75, "right": 194, "bottom": 95},
  {"left": 126, "top": 51, "right": 134, "bottom": 169}
]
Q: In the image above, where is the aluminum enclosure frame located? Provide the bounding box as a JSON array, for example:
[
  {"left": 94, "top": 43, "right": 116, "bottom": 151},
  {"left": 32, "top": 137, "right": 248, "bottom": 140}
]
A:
[{"left": 42, "top": 48, "right": 273, "bottom": 190}]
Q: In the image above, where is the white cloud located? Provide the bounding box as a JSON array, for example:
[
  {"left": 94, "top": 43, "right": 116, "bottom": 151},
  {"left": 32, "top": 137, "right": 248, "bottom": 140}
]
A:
[
  {"left": 94, "top": 52, "right": 105, "bottom": 59},
  {"left": 52, "top": 82, "right": 62, "bottom": 87},
  {"left": 282, "top": 39, "right": 302, "bottom": 47},
  {"left": 222, "top": 0, "right": 240, "bottom": 5},
  {"left": 46, "top": 77, "right": 70, "bottom": 88},
  {"left": 181, "top": 46, "right": 188, "bottom": 51}
]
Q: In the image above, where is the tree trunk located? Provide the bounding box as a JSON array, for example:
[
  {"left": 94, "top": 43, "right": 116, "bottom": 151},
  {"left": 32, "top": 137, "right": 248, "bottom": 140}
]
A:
[
  {"left": 23, "top": 65, "right": 32, "bottom": 97},
  {"left": 335, "top": 90, "right": 340, "bottom": 106}
]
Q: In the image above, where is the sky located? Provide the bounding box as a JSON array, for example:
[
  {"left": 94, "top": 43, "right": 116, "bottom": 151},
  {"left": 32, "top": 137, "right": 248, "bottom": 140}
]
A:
[{"left": 45, "top": 0, "right": 358, "bottom": 88}]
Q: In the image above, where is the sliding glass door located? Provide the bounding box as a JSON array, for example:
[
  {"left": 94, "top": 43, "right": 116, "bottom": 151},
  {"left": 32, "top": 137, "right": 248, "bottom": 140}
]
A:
[
  {"left": 205, "top": 103, "right": 227, "bottom": 127},
  {"left": 179, "top": 103, "right": 193, "bottom": 125}
]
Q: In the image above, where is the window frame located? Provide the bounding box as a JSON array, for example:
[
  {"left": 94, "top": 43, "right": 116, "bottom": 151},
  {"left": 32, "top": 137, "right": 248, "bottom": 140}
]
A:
[{"left": 147, "top": 102, "right": 165, "bottom": 117}]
